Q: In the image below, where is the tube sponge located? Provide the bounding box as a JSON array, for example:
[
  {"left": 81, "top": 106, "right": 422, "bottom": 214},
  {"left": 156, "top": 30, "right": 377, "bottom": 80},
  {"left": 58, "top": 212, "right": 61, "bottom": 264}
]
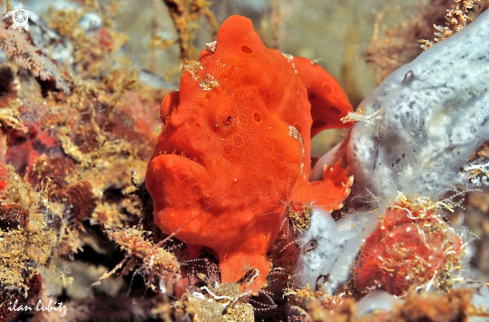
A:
[{"left": 347, "top": 9, "right": 489, "bottom": 202}]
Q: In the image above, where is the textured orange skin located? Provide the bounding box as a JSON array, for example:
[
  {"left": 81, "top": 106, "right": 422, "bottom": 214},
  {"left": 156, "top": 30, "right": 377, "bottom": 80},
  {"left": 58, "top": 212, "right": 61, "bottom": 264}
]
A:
[
  {"left": 146, "top": 15, "right": 352, "bottom": 293},
  {"left": 353, "top": 206, "right": 463, "bottom": 296}
]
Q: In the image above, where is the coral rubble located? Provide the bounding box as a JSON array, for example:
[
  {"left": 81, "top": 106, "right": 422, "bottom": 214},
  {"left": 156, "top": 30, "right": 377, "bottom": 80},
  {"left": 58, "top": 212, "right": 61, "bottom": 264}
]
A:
[{"left": 0, "top": 1, "right": 169, "bottom": 320}]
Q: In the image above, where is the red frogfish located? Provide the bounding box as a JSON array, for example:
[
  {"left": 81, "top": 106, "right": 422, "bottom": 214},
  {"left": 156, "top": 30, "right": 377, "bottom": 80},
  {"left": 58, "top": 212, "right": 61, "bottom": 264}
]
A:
[{"left": 146, "top": 15, "right": 353, "bottom": 293}]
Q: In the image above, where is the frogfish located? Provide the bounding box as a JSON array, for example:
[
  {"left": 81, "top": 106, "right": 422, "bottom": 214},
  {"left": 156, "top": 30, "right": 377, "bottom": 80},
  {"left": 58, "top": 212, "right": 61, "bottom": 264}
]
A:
[{"left": 145, "top": 15, "right": 353, "bottom": 293}]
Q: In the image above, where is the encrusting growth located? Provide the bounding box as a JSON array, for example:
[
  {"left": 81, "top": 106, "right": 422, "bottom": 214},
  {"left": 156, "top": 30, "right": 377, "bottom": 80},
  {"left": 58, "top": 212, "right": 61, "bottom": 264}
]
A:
[
  {"left": 420, "top": 0, "right": 484, "bottom": 49},
  {"left": 353, "top": 194, "right": 465, "bottom": 296}
]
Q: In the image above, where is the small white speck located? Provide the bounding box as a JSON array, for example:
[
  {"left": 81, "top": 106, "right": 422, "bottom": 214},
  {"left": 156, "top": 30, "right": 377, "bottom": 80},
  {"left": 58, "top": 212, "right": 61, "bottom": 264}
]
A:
[{"left": 206, "top": 40, "right": 217, "bottom": 52}]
